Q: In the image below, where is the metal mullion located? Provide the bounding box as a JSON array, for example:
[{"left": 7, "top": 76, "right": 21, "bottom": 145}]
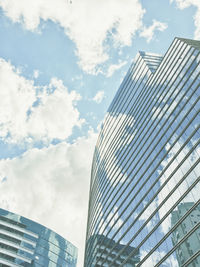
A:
[
  {"left": 181, "top": 249, "right": 200, "bottom": 267},
  {"left": 94, "top": 40, "right": 177, "bottom": 157},
  {"left": 154, "top": 223, "right": 200, "bottom": 267},
  {"left": 93, "top": 38, "right": 180, "bottom": 160},
  {"left": 117, "top": 177, "right": 200, "bottom": 266},
  {"left": 91, "top": 69, "right": 149, "bottom": 209},
  {"left": 88, "top": 93, "right": 199, "bottom": 265},
  {"left": 90, "top": 44, "right": 197, "bottom": 230},
  {"left": 109, "top": 139, "right": 200, "bottom": 263},
  {"left": 136, "top": 203, "right": 200, "bottom": 267},
  {"left": 108, "top": 56, "right": 142, "bottom": 111},
  {"left": 97, "top": 124, "right": 200, "bottom": 257},
  {"left": 108, "top": 46, "right": 197, "bottom": 176},
  {"left": 92, "top": 45, "right": 175, "bottom": 179},
  {"left": 85, "top": 39, "right": 184, "bottom": 263},
  {"left": 90, "top": 66, "right": 150, "bottom": 195},
  {"left": 91, "top": 58, "right": 147, "bottom": 182},
  {"left": 88, "top": 43, "right": 184, "bottom": 227},
  {"left": 89, "top": 66, "right": 151, "bottom": 219},
  {"left": 104, "top": 54, "right": 148, "bottom": 124},
  {"left": 93, "top": 82, "right": 200, "bottom": 263},
  {"left": 112, "top": 133, "right": 200, "bottom": 251},
  {"left": 87, "top": 65, "right": 194, "bottom": 249},
  {"left": 86, "top": 47, "right": 194, "bottom": 267},
  {"left": 96, "top": 112, "right": 200, "bottom": 265},
  {"left": 107, "top": 59, "right": 137, "bottom": 112},
  {"left": 97, "top": 137, "right": 200, "bottom": 266},
  {"left": 97, "top": 64, "right": 149, "bottom": 153},
  {"left": 89, "top": 41, "right": 180, "bottom": 200},
  {"left": 89, "top": 74, "right": 194, "bottom": 240},
  {"left": 88, "top": 81, "right": 199, "bottom": 252},
  {"left": 88, "top": 48, "right": 198, "bottom": 238},
  {"left": 89, "top": 40, "right": 188, "bottom": 212},
  {"left": 106, "top": 61, "right": 135, "bottom": 111},
  {"left": 94, "top": 56, "right": 144, "bottom": 153},
  {"left": 96, "top": 41, "right": 190, "bottom": 174},
  {"left": 93, "top": 62, "right": 149, "bottom": 173},
  {"left": 88, "top": 63, "right": 150, "bottom": 222},
  {"left": 91, "top": 39, "right": 181, "bottom": 178},
  {"left": 92, "top": 59, "right": 137, "bottom": 163},
  {"left": 84, "top": 38, "right": 200, "bottom": 266}
]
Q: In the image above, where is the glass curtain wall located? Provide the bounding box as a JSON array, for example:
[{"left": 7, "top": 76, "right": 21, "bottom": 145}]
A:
[{"left": 85, "top": 38, "right": 200, "bottom": 267}]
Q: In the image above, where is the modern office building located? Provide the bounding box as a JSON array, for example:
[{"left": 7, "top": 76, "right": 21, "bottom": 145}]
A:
[
  {"left": 0, "top": 208, "right": 77, "bottom": 266},
  {"left": 171, "top": 202, "right": 200, "bottom": 266},
  {"left": 84, "top": 38, "right": 200, "bottom": 266}
]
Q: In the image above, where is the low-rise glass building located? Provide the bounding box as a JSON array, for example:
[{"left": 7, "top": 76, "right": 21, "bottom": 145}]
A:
[{"left": 0, "top": 208, "right": 77, "bottom": 267}]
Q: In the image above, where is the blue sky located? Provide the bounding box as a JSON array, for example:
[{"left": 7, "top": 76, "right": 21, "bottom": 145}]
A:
[{"left": 0, "top": 0, "right": 199, "bottom": 266}]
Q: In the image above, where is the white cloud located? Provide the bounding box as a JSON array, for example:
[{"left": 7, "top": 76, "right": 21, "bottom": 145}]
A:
[
  {"left": 140, "top": 250, "right": 179, "bottom": 266},
  {"left": 0, "top": 130, "right": 98, "bottom": 267},
  {"left": 96, "top": 113, "right": 136, "bottom": 186},
  {"left": 170, "top": 0, "right": 200, "bottom": 39},
  {"left": 99, "top": 113, "right": 135, "bottom": 161},
  {"left": 71, "top": 75, "right": 83, "bottom": 82},
  {"left": 93, "top": 91, "right": 105, "bottom": 104},
  {"left": 99, "top": 205, "right": 123, "bottom": 236},
  {"left": 0, "top": 0, "right": 145, "bottom": 74},
  {"left": 91, "top": 113, "right": 135, "bottom": 236},
  {"left": 0, "top": 58, "right": 36, "bottom": 141},
  {"left": 0, "top": 58, "right": 83, "bottom": 143},
  {"left": 140, "top": 20, "right": 168, "bottom": 43},
  {"left": 139, "top": 200, "right": 158, "bottom": 231},
  {"left": 27, "top": 78, "right": 84, "bottom": 141},
  {"left": 106, "top": 61, "right": 127, "bottom": 77}
]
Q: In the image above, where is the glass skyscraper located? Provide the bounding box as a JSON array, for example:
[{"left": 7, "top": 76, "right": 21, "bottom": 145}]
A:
[
  {"left": 85, "top": 38, "right": 200, "bottom": 266},
  {"left": 0, "top": 208, "right": 77, "bottom": 266}
]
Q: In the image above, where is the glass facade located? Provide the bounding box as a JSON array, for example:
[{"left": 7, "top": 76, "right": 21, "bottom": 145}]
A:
[
  {"left": 0, "top": 208, "right": 77, "bottom": 267},
  {"left": 84, "top": 38, "right": 200, "bottom": 266}
]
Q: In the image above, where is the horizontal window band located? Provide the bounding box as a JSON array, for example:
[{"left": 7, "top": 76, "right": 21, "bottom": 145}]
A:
[
  {"left": 0, "top": 229, "right": 36, "bottom": 247},
  {"left": 0, "top": 238, "right": 34, "bottom": 255},
  {"left": 0, "top": 220, "right": 38, "bottom": 239},
  {"left": 0, "top": 247, "right": 32, "bottom": 263},
  {"left": 0, "top": 257, "right": 22, "bottom": 267}
]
